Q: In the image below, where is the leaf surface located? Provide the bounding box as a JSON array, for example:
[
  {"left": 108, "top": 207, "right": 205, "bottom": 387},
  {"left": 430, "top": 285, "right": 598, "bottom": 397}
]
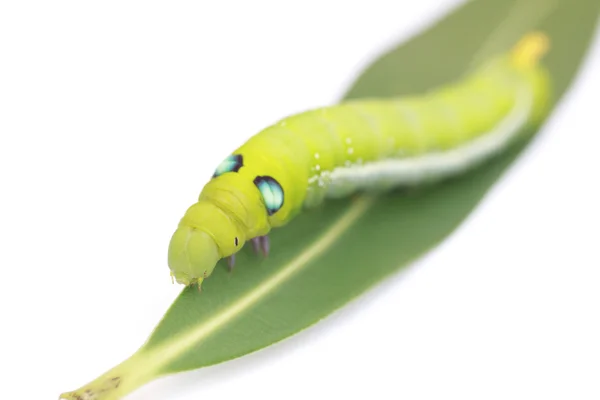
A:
[{"left": 60, "top": 0, "right": 600, "bottom": 398}]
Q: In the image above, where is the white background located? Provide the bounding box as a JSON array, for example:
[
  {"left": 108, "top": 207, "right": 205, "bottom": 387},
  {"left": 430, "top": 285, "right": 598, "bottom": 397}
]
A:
[{"left": 1, "top": 0, "right": 599, "bottom": 399}]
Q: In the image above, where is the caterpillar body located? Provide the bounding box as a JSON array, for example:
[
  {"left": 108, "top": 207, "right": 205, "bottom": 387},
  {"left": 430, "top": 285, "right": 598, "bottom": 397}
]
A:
[{"left": 168, "top": 32, "right": 551, "bottom": 287}]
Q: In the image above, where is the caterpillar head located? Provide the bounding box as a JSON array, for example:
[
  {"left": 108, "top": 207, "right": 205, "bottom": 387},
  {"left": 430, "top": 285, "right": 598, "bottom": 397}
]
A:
[{"left": 168, "top": 201, "right": 245, "bottom": 286}]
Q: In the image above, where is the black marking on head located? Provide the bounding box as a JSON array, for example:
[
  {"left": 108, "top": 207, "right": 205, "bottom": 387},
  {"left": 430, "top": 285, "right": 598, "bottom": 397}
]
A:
[
  {"left": 234, "top": 237, "right": 239, "bottom": 246},
  {"left": 253, "top": 176, "right": 284, "bottom": 216},
  {"left": 213, "top": 154, "right": 243, "bottom": 178}
]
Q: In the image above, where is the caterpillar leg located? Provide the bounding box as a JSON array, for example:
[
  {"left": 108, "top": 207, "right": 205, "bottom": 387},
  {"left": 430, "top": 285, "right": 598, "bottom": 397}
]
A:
[
  {"left": 227, "top": 254, "right": 236, "bottom": 271},
  {"left": 197, "top": 271, "right": 208, "bottom": 291},
  {"left": 169, "top": 269, "right": 204, "bottom": 290},
  {"left": 226, "top": 236, "right": 270, "bottom": 274},
  {"left": 251, "top": 235, "right": 270, "bottom": 257}
]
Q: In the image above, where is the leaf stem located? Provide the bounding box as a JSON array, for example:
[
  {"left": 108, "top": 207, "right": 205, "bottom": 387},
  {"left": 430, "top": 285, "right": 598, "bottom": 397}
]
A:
[{"left": 59, "top": 351, "right": 156, "bottom": 400}]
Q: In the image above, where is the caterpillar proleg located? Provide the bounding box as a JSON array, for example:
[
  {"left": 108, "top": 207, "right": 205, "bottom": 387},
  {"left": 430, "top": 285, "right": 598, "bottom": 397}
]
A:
[{"left": 168, "top": 32, "right": 552, "bottom": 287}]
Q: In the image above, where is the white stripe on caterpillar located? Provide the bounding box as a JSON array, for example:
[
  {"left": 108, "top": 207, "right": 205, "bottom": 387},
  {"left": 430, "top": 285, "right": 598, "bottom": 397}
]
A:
[{"left": 324, "top": 84, "right": 532, "bottom": 197}]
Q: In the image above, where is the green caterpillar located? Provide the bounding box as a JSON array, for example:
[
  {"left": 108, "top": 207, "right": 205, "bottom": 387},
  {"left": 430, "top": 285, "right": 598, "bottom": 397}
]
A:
[{"left": 168, "top": 32, "right": 552, "bottom": 288}]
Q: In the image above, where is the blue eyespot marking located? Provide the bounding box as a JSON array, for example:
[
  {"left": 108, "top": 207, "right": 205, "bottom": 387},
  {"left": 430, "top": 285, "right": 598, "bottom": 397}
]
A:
[
  {"left": 213, "top": 154, "right": 243, "bottom": 178},
  {"left": 253, "top": 176, "right": 284, "bottom": 216}
]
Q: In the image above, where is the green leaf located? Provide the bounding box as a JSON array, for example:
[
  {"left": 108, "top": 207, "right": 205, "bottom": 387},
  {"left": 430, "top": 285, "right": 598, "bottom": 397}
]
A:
[{"left": 60, "top": 0, "right": 600, "bottom": 399}]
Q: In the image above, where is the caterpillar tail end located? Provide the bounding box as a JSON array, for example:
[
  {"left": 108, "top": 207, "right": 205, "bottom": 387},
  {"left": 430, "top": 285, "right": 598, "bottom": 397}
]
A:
[{"left": 511, "top": 31, "right": 550, "bottom": 68}]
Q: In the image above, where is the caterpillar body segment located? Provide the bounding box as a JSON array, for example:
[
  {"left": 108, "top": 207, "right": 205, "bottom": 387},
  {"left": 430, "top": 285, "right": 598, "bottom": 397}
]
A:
[{"left": 167, "top": 32, "right": 551, "bottom": 287}]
